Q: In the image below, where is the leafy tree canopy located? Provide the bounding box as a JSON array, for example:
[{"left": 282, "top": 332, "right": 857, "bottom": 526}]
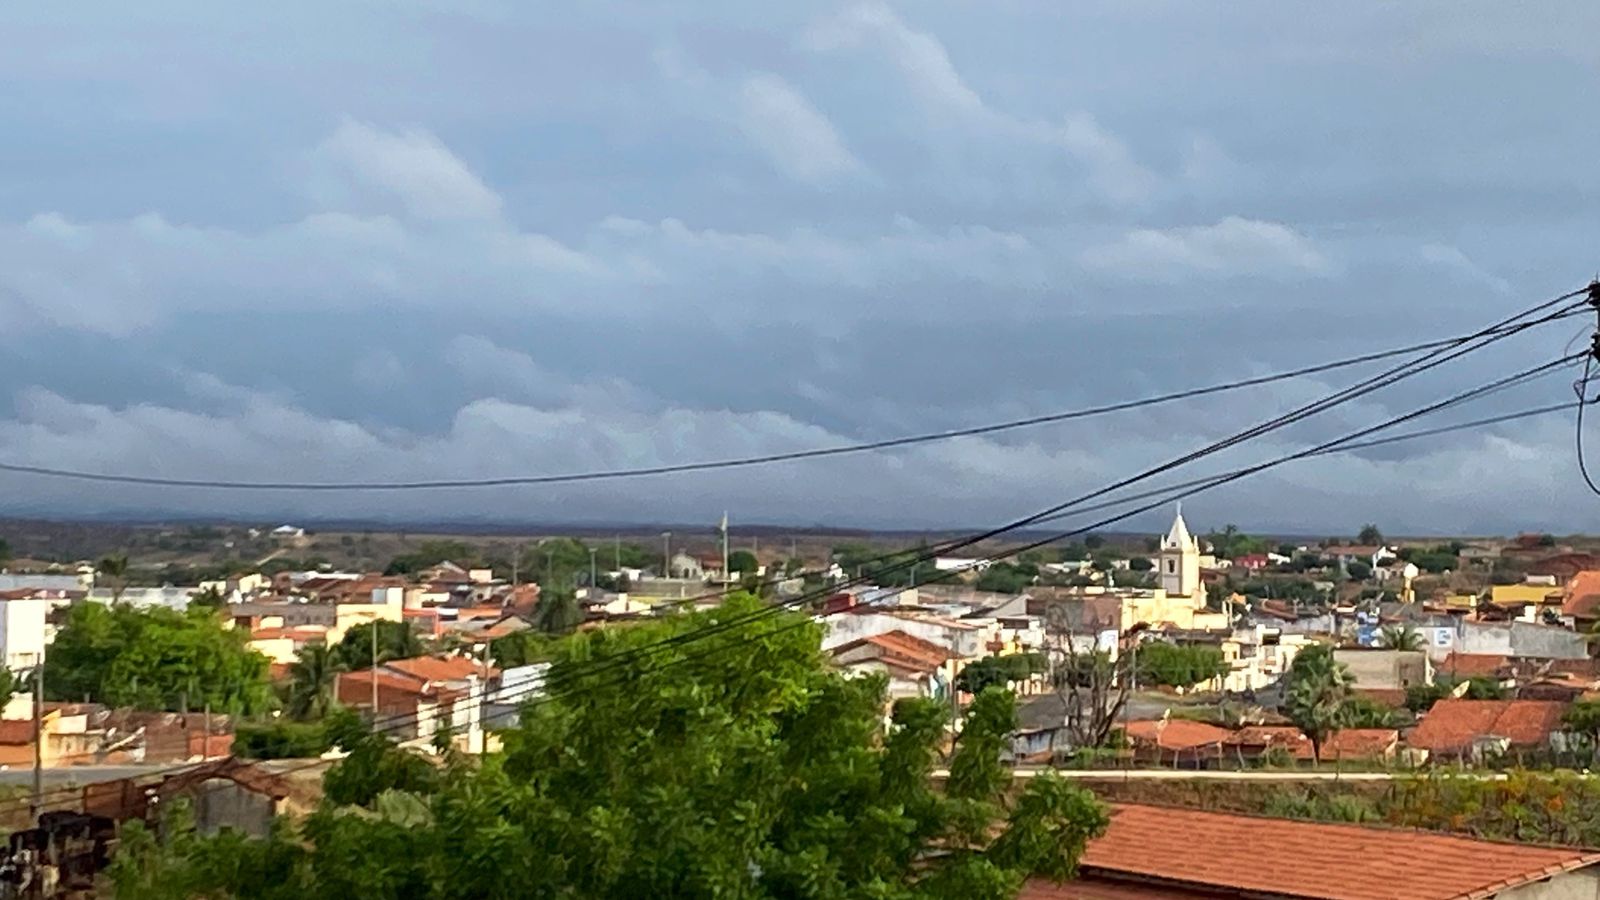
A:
[
  {"left": 110, "top": 595, "right": 1110, "bottom": 899},
  {"left": 955, "top": 653, "right": 1046, "bottom": 695},
  {"left": 1136, "top": 642, "right": 1226, "bottom": 690},
  {"left": 725, "top": 549, "right": 758, "bottom": 576},
  {"left": 45, "top": 603, "right": 272, "bottom": 715},
  {"left": 330, "top": 620, "right": 423, "bottom": 672},
  {"left": 1284, "top": 644, "right": 1354, "bottom": 761},
  {"left": 384, "top": 540, "right": 476, "bottom": 577}
]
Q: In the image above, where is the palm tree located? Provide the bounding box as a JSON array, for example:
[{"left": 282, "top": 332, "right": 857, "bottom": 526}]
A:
[
  {"left": 535, "top": 590, "right": 584, "bottom": 635},
  {"left": 1378, "top": 625, "right": 1423, "bottom": 652},
  {"left": 1284, "top": 644, "right": 1355, "bottom": 764},
  {"left": 97, "top": 553, "right": 130, "bottom": 604},
  {"left": 286, "top": 643, "right": 342, "bottom": 720}
]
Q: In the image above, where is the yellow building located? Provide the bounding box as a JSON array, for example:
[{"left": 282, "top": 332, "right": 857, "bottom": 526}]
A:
[
  {"left": 1132, "top": 507, "right": 1228, "bottom": 631},
  {"left": 1490, "top": 584, "right": 1559, "bottom": 606}
]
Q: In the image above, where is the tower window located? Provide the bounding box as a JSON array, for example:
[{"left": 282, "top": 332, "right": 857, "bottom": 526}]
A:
[{"left": 1167, "top": 560, "right": 1176, "bottom": 573}]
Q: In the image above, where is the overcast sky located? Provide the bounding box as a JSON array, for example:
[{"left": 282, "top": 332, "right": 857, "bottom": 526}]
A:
[{"left": 2, "top": 1, "right": 1599, "bottom": 536}]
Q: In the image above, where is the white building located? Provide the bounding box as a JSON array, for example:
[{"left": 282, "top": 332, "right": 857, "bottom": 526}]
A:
[
  {"left": 87, "top": 585, "right": 195, "bottom": 612},
  {"left": 933, "top": 557, "right": 993, "bottom": 573}
]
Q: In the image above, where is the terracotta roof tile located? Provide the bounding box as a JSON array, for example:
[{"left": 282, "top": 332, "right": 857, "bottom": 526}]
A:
[
  {"left": 1352, "top": 687, "right": 1407, "bottom": 709},
  {"left": 1563, "top": 570, "right": 1600, "bottom": 618},
  {"left": 1441, "top": 653, "right": 1513, "bottom": 678},
  {"left": 831, "top": 631, "right": 954, "bottom": 675},
  {"left": 1121, "top": 719, "right": 1231, "bottom": 752},
  {"left": 1069, "top": 803, "right": 1600, "bottom": 900},
  {"left": 1407, "top": 699, "right": 1569, "bottom": 755},
  {"left": 1022, "top": 877, "right": 1219, "bottom": 898},
  {"left": 382, "top": 655, "right": 497, "bottom": 684},
  {"left": 1225, "top": 726, "right": 1397, "bottom": 761}
]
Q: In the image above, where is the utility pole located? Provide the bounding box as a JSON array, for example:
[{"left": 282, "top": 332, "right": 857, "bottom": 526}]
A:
[
  {"left": 29, "top": 666, "right": 42, "bottom": 822},
  {"left": 588, "top": 548, "right": 598, "bottom": 590},
  {"left": 662, "top": 532, "right": 672, "bottom": 577},
  {"left": 370, "top": 621, "right": 380, "bottom": 731},
  {"left": 614, "top": 535, "right": 620, "bottom": 571},
  {"left": 720, "top": 511, "right": 730, "bottom": 586},
  {"left": 203, "top": 701, "right": 212, "bottom": 759}
]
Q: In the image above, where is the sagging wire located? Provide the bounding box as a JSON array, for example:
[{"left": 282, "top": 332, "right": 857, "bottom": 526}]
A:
[{"left": 1575, "top": 280, "right": 1600, "bottom": 497}]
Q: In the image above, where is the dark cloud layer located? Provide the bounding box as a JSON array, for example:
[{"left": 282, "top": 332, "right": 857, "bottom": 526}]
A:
[{"left": 1, "top": 1, "right": 1598, "bottom": 535}]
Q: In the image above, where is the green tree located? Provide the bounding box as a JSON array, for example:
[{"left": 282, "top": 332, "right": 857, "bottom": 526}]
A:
[
  {"left": 1378, "top": 625, "right": 1423, "bottom": 651},
  {"left": 383, "top": 541, "right": 476, "bottom": 577},
  {"left": 330, "top": 621, "right": 422, "bottom": 672},
  {"left": 286, "top": 643, "right": 343, "bottom": 720},
  {"left": 0, "top": 537, "right": 11, "bottom": 566},
  {"left": 976, "top": 563, "right": 1034, "bottom": 594},
  {"left": 191, "top": 585, "right": 228, "bottom": 611},
  {"left": 1284, "top": 644, "right": 1354, "bottom": 763},
  {"left": 45, "top": 603, "right": 272, "bottom": 715},
  {"left": 98, "top": 552, "right": 131, "bottom": 603},
  {"left": 1341, "top": 695, "right": 1399, "bottom": 729},
  {"left": 109, "top": 595, "right": 1110, "bottom": 899},
  {"left": 1136, "top": 642, "right": 1227, "bottom": 690},
  {"left": 1357, "top": 524, "right": 1384, "bottom": 546},
  {"left": 520, "top": 537, "right": 593, "bottom": 589},
  {"left": 1346, "top": 560, "right": 1373, "bottom": 581},
  {"left": 1564, "top": 699, "right": 1600, "bottom": 761},
  {"left": 955, "top": 653, "right": 1046, "bottom": 695},
  {"left": 725, "top": 549, "right": 758, "bottom": 576},
  {"left": 488, "top": 630, "right": 555, "bottom": 668},
  {"left": 534, "top": 589, "right": 584, "bottom": 635}
]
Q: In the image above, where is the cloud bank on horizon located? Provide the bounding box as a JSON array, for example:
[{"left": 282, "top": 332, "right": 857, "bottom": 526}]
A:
[{"left": 1, "top": 1, "right": 1598, "bottom": 535}]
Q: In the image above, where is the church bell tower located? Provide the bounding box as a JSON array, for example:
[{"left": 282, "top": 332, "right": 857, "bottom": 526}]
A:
[{"left": 1158, "top": 504, "right": 1201, "bottom": 599}]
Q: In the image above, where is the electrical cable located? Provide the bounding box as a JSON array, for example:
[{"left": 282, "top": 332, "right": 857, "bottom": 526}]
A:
[
  {"left": 3, "top": 287, "right": 1589, "bottom": 825},
  {"left": 526, "top": 291, "right": 1591, "bottom": 676},
  {"left": 0, "top": 312, "right": 1584, "bottom": 493}
]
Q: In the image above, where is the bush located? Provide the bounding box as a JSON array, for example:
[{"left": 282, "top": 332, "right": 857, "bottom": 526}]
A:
[{"left": 235, "top": 720, "right": 334, "bottom": 760}]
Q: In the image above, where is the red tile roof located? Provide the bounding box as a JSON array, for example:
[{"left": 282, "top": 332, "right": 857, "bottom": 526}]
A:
[
  {"left": 1226, "top": 726, "right": 1397, "bottom": 762},
  {"left": 1407, "top": 699, "right": 1569, "bottom": 755},
  {"left": 831, "top": 631, "right": 954, "bottom": 675},
  {"left": 382, "top": 655, "right": 496, "bottom": 684},
  {"left": 1440, "top": 653, "right": 1512, "bottom": 679},
  {"left": 1121, "top": 719, "right": 1232, "bottom": 752},
  {"left": 1563, "top": 570, "right": 1600, "bottom": 619},
  {"left": 1059, "top": 803, "right": 1600, "bottom": 900},
  {"left": 1352, "top": 687, "right": 1407, "bottom": 709},
  {"left": 1022, "top": 878, "right": 1218, "bottom": 899}
]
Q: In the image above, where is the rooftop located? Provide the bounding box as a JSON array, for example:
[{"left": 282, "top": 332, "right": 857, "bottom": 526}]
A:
[
  {"left": 1122, "top": 719, "right": 1232, "bottom": 752},
  {"left": 1407, "top": 698, "right": 1569, "bottom": 754},
  {"left": 1030, "top": 803, "right": 1600, "bottom": 900}
]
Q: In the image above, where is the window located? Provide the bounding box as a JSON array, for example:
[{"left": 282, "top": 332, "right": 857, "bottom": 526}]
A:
[{"left": 1167, "top": 560, "right": 1176, "bottom": 573}]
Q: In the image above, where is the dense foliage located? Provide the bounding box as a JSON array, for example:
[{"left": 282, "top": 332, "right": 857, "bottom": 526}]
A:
[
  {"left": 330, "top": 621, "right": 422, "bottom": 672},
  {"left": 1283, "top": 644, "right": 1354, "bottom": 760},
  {"left": 383, "top": 540, "right": 477, "bottom": 576},
  {"left": 111, "top": 595, "right": 1109, "bottom": 899},
  {"left": 1135, "top": 642, "right": 1227, "bottom": 690},
  {"left": 955, "top": 652, "right": 1046, "bottom": 695},
  {"left": 45, "top": 603, "right": 272, "bottom": 715}
]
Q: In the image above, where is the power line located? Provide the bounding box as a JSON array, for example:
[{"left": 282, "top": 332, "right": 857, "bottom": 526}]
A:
[
  {"left": 578, "top": 290, "right": 1588, "bottom": 669},
  {"left": 0, "top": 313, "right": 1584, "bottom": 493},
  {"left": 4, "top": 287, "right": 1588, "bottom": 824},
  {"left": 6, "top": 359, "right": 1579, "bottom": 825}
]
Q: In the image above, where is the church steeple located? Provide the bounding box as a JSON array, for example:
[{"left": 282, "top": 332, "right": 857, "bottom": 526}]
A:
[
  {"left": 1162, "top": 502, "right": 1194, "bottom": 552},
  {"left": 1158, "top": 504, "right": 1201, "bottom": 599}
]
